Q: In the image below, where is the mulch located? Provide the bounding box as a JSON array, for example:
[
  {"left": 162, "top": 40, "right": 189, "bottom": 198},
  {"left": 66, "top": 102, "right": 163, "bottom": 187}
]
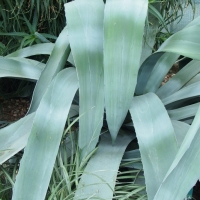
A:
[{"left": 0, "top": 98, "right": 30, "bottom": 122}]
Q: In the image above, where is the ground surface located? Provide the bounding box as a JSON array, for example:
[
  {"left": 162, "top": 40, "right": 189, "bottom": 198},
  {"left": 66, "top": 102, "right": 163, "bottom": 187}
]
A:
[{"left": 0, "top": 97, "right": 30, "bottom": 123}]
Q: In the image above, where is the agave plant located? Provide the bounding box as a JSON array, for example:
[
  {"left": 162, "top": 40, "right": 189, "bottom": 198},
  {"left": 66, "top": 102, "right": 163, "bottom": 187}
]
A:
[{"left": 1, "top": 0, "right": 200, "bottom": 199}]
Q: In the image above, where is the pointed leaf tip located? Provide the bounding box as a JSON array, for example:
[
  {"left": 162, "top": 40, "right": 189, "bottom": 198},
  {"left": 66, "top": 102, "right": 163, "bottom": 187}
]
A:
[{"left": 104, "top": 0, "right": 148, "bottom": 140}]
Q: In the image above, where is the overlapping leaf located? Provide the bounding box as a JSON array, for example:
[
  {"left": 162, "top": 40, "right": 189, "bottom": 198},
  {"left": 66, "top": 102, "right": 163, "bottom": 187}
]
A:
[
  {"left": 157, "top": 60, "right": 200, "bottom": 99},
  {"left": 162, "top": 82, "right": 200, "bottom": 105},
  {"left": 171, "top": 120, "right": 190, "bottom": 147},
  {"left": 136, "top": 52, "right": 164, "bottom": 95},
  {"left": 0, "top": 105, "right": 78, "bottom": 165},
  {"left": 0, "top": 113, "right": 35, "bottom": 164},
  {"left": 65, "top": 0, "right": 104, "bottom": 158},
  {"left": 184, "top": 73, "right": 200, "bottom": 87},
  {"left": 0, "top": 57, "right": 42, "bottom": 80},
  {"left": 74, "top": 132, "right": 134, "bottom": 200},
  {"left": 129, "top": 93, "right": 178, "bottom": 199},
  {"left": 28, "top": 27, "right": 70, "bottom": 113},
  {"left": 154, "top": 105, "right": 200, "bottom": 200},
  {"left": 104, "top": 0, "right": 148, "bottom": 141},
  {"left": 168, "top": 103, "right": 199, "bottom": 120},
  {"left": 6, "top": 43, "right": 54, "bottom": 58},
  {"left": 9, "top": 57, "right": 45, "bottom": 71},
  {"left": 158, "top": 17, "right": 200, "bottom": 60},
  {"left": 12, "top": 68, "right": 78, "bottom": 200},
  {"left": 145, "top": 52, "right": 179, "bottom": 93}
]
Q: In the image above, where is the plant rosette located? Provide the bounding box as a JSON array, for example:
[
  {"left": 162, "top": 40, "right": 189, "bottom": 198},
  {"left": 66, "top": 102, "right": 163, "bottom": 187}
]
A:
[{"left": 0, "top": 1, "right": 200, "bottom": 200}]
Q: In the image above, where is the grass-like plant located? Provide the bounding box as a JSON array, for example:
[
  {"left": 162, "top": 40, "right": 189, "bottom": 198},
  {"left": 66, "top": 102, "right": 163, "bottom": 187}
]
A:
[
  {"left": 1, "top": 0, "right": 200, "bottom": 199},
  {"left": 0, "top": 135, "right": 144, "bottom": 200},
  {"left": 0, "top": 0, "right": 69, "bottom": 35},
  {"left": 0, "top": 0, "right": 194, "bottom": 56},
  {"left": 0, "top": 0, "right": 193, "bottom": 34}
]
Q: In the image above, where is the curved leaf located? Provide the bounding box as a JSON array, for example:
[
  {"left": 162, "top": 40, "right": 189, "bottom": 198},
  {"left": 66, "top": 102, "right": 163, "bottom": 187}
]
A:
[
  {"left": 157, "top": 60, "right": 200, "bottom": 99},
  {"left": 122, "top": 149, "right": 142, "bottom": 169},
  {"left": 145, "top": 53, "right": 179, "bottom": 93},
  {"left": 158, "top": 25, "right": 200, "bottom": 60},
  {"left": 155, "top": 129, "right": 200, "bottom": 200},
  {"left": 9, "top": 57, "right": 45, "bottom": 71},
  {"left": 129, "top": 93, "right": 178, "bottom": 199},
  {"left": 6, "top": 43, "right": 54, "bottom": 58},
  {"left": 28, "top": 27, "right": 70, "bottom": 113},
  {"left": 136, "top": 52, "right": 164, "bottom": 95},
  {"left": 0, "top": 105, "right": 79, "bottom": 165},
  {"left": 171, "top": 120, "right": 190, "bottom": 147},
  {"left": 12, "top": 68, "right": 79, "bottom": 200},
  {"left": 162, "top": 82, "right": 200, "bottom": 105},
  {"left": 154, "top": 123, "right": 200, "bottom": 199},
  {"left": 184, "top": 73, "right": 200, "bottom": 87},
  {"left": 154, "top": 105, "right": 200, "bottom": 200},
  {"left": 163, "top": 104, "right": 200, "bottom": 177},
  {"left": 168, "top": 103, "right": 200, "bottom": 120},
  {"left": 104, "top": 0, "right": 148, "bottom": 141},
  {"left": 65, "top": 0, "right": 104, "bottom": 157},
  {"left": 0, "top": 113, "right": 35, "bottom": 165},
  {"left": 0, "top": 57, "right": 42, "bottom": 80},
  {"left": 74, "top": 132, "right": 134, "bottom": 200}
]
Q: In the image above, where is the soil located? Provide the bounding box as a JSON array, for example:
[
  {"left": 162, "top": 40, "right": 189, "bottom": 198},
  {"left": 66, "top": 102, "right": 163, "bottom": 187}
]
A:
[
  {"left": 0, "top": 97, "right": 30, "bottom": 124},
  {"left": 161, "top": 63, "right": 179, "bottom": 85}
]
